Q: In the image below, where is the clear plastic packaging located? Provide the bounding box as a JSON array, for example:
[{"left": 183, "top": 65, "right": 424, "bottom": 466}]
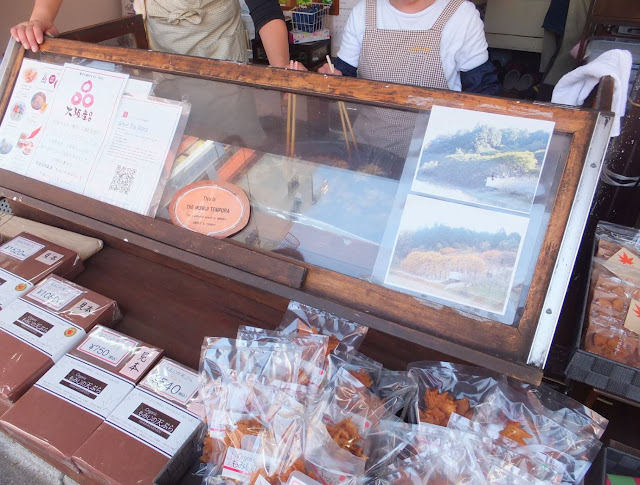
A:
[
  {"left": 471, "top": 384, "right": 602, "bottom": 484},
  {"left": 509, "top": 381, "right": 608, "bottom": 439},
  {"left": 320, "top": 368, "right": 387, "bottom": 459},
  {"left": 361, "top": 417, "right": 417, "bottom": 479},
  {"left": 236, "top": 326, "right": 329, "bottom": 404},
  {"left": 376, "top": 370, "right": 418, "bottom": 420},
  {"left": 278, "top": 301, "right": 368, "bottom": 355},
  {"left": 303, "top": 417, "right": 367, "bottom": 485},
  {"left": 407, "top": 361, "right": 502, "bottom": 426}
]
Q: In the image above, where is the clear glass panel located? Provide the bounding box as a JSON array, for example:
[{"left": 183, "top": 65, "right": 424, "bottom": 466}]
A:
[{"left": 2, "top": 51, "right": 576, "bottom": 327}]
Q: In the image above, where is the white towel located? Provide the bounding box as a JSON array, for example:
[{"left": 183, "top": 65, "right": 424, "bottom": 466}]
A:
[{"left": 552, "top": 49, "right": 632, "bottom": 137}]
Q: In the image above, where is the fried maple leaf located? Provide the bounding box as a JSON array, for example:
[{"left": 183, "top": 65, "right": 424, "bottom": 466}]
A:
[
  {"left": 634, "top": 304, "right": 640, "bottom": 319},
  {"left": 619, "top": 252, "right": 635, "bottom": 265}
]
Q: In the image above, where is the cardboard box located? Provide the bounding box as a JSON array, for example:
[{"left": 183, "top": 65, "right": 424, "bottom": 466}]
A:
[
  {"left": 73, "top": 358, "right": 204, "bottom": 485},
  {"left": 0, "top": 326, "right": 162, "bottom": 472},
  {"left": 0, "top": 275, "right": 120, "bottom": 411},
  {"left": 0, "top": 233, "right": 83, "bottom": 310}
]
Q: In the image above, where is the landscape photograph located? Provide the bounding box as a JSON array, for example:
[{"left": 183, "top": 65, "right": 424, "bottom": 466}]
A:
[
  {"left": 413, "top": 106, "right": 555, "bottom": 213},
  {"left": 385, "top": 195, "right": 529, "bottom": 315}
]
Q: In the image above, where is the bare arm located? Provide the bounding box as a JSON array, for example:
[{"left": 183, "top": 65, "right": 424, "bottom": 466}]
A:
[
  {"left": 258, "top": 19, "right": 289, "bottom": 68},
  {"left": 11, "top": 0, "right": 62, "bottom": 52}
]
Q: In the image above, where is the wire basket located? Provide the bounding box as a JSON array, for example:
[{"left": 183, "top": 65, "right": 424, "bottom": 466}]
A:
[{"left": 291, "top": 4, "right": 330, "bottom": 33}]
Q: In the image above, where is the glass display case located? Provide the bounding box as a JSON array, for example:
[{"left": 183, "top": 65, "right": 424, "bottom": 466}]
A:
[{"left": 0, "top": 29, "right": 613, "bottom": 384}]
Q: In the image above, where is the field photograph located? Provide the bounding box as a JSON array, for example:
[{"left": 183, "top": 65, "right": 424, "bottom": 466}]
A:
[
  {"left": 385, "top": 196, "right": 529, "bottom": 314},
  {"left": 413, "top": 106, "right": 555, "bottom": 213}
]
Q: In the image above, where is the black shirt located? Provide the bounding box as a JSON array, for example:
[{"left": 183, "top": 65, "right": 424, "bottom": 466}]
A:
[{"left": 246, "top": 0, "right": 285, "bottom": 33}]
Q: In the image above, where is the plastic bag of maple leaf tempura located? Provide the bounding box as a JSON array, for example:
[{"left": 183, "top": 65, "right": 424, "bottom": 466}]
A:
[
  {"left": 446, "top": 415, "right": 564, "bottom": 484},
  {"left": 376, "top": 370, "right": 419, "bottom": 420},
  {"left": 302, "top": 416, "right": 366, "bottom": 485},
  {"left": 507, "top": 380, "right": 608, "bottom": 439},
  {"left": 200, "top": 379, "right": 307, "bottom": 485},
  {"left": 277, "top": 301, "right": 368, "bottom": 355},
  {"left": 236, "top": 326, "right": 329, "bottom": 405},
  {"left": 470, "top": 383, "right": 602, "bottom": 484},
  {"left": 406, "top": 362, "right": 504, "bottom": 426},
  {"left": 319, "top": 367, "right": 391, "bottom": 460},
  {"left": 325, "top": 350, "right": 383, "bottom": 395}
]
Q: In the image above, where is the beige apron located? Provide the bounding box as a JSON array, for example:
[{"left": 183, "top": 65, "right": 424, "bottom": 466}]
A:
[
  {"left": 353, "top": 0, "right": 465, "bottom": 158},
  {"left": 142, "top": 0, "right": 248, "bottom": 62}
]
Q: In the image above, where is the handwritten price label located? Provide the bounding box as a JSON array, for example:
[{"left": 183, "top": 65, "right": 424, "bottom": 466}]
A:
[
  {"left": 78, "top": 329, "right": 137, "bottom": 366},
  {"left": 144, "top": 361, "right": 199, "bottom": 405},
  {"left": 0, "top": 237, "right": 44, "bottom": 261}
]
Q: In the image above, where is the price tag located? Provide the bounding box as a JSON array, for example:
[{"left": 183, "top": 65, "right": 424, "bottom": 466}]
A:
[
  {"left": 29, "top": 278, "right": 83, "bottom": 311},
  {"left": 143, "top": 360, "right": 199, "bottom": 405},
  {"left": 0, "top": 237, "right": 44, "bottom": 261},
  {"left": 77, "top": 328, "right": 137, "bottom": 366},
  {"left": 222, "top": 447, "right": 257, "bottom": 482}
]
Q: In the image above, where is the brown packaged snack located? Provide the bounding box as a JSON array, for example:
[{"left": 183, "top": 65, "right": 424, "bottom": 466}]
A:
[
  {"left": 0, "top": 326, "right": 162, "bottom": 472},
  {"left": 584, "top": 320, "right": 640, "bottom": 367},
  {"left": 73, "top": 358, "right": 204, "bottom": 485},
  {"left": 0, "top": 275, "right": 120, "bottom": 411},
  {"left": 0, "top": 233, "right": 83, "bottom": 310}
]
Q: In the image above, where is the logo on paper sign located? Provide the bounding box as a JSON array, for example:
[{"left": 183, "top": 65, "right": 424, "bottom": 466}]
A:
[
  {"left": 15, "top": 283, "right": 28, "bottom": 292},
  {"left": 619, "top": 252, "right": 635, "bottom": 265},
  {"left": 64, "top": 328, "right": 78, "bottom": 337}
]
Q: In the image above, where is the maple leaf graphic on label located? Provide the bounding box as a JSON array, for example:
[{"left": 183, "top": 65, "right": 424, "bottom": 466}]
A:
[
  {"left": 634, "top": 304, "right": 640, "bottom": 319},
  {"left": 619, "top": 252, "right": 635, "bottom": 265}
]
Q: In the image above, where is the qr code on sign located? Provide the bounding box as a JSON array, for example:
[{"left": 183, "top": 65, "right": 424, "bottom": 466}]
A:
[{"left": 108, "top": 165, "right": 137, "bottom": 195}]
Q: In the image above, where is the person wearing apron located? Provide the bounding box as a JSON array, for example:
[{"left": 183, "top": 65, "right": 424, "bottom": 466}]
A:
[
  {"left": 11, "top": 0, "right": 291, "bottom": 67},
  {"left": 319, "top": 0, "right": 499, "bottom": 157}
]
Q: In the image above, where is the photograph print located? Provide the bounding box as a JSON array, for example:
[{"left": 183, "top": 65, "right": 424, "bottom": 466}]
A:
[
  {"left": 385, "top": 195, "right": 529, "bottom": 315},
  {"left": 412, "top": 106, "right": 555, "bottom": 213}
]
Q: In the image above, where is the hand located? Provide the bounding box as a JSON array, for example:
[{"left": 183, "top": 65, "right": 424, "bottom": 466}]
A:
[
  {"left": 288, "top": 60, "right": 308, "bottom": 71},
  {"left": 318, "top": 63, "right": 342, "bottom": 76},
  {"left": 10, "top": 19, "right": 59, "bottom": 52}
]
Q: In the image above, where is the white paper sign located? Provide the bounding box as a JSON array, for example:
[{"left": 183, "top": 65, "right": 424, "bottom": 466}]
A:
[
  {"left": 106, "top": 388, "right": 201, "bottom": 457},
  {"left": 28, "top": 278, "right": 83, "bottom": 311},
  {"left": 0, "top": 59, "right": 63, "bottom": 174},
  {"left": 84, "top": 96, "right": 185, "bottom": 215},
  {"left": 77, "top": 328, "right": 137, "bottom": 367},
  {"left": 0, "top": 298, "right": 85, "bottom": 361},
  {"left": 26, "top": 64, "right": 129, "bottom": 193},
  {"left": 35, "top": 354, "right": 134, "bottom": 418}
]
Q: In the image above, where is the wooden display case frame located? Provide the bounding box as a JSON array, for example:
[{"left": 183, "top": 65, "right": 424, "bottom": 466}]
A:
[{"left": 0, "top": 35, "right": 613, "bottom": 384}]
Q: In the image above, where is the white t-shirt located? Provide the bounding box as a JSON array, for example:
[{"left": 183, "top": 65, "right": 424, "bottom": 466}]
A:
[{"left": 336, "top": 0, "right": 489, "bottom": 91}]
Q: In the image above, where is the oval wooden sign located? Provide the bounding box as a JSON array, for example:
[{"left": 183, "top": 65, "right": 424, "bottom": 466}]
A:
[{"left": 169, "top": 181, "right": 250, "bottom": 238}]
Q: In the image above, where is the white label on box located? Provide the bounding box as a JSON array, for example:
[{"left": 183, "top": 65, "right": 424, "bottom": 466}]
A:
[
  {"left": 35, "top": 250, "right": 65, "bottom": 266},
  {"left": 35, "top": 354, "right": 134, "bottom": 418},
  {"left": 0, "top": 236, "right": 44, "bottom": 261},
  {"left": 222, "top": 447, "right": 258, "bottom": 482},
  {"left": 29, "top": 279, "right": 83, "bottom": 311},
  {"left": 77, "top": 328, "right": 137, "bottom": 366},
  {"left": 106, "top": 388, "right": 201, "bottom": 458},
  {"left": 143, "top": 360, "right": 199, "bottom": 405},
  {"left": 0, "top": 268, "right": 33, "bottom": 309},
  {"left": 70, "top": 298, "right": 100, "bottom": 316},
  {"left": 0, "top": 298, "right": 86, "bottom": 361}
]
